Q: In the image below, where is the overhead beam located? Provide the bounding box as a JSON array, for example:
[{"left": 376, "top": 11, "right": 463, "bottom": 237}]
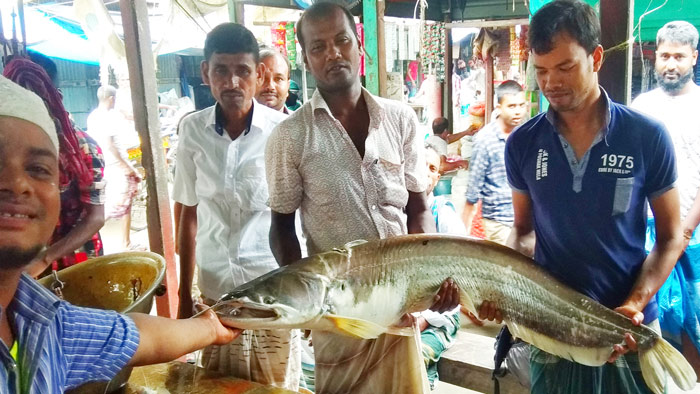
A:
[
  {"left": 119, "top": 0, "right": 178, "bottom": 318},
  {"left": 228, "top": 0, "right": 245, "bottom": 24}
]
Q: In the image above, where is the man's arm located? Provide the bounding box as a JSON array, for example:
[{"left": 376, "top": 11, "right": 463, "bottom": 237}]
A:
[
  {"left": 681, "top": 186, "right": 700, "bottom": 250},
  {"left": 27, "top": 204, "right": 105, "bottom": 277},
  {"left": 506, "top": 191, "right": 536, "bottom": 257},
  {"left": 270, "top": 210, "right": 302, "bottom": 267},
  {"left": 609, "top": 187, "right": 682, "bottom": 362},
  {"left": 618, "top": 187, "right": 682, "bottom": 323},
  {"left": 440, "top": 156, "right": 469, "bottom": 174},
  {"left": 177, "top": 204, "right": 197, "bottom": 318},
  {"left": 446, "top": 124, "right": 480, "bottom": 144},
  {"left": 128, "top": 309, "right": 239, "bottom": 366},
  {"left": 462, "top": 201, "right": 477, "bottom": 234},
  {"left": 406, "top": 191, "right": 436, "bottom": 234}
]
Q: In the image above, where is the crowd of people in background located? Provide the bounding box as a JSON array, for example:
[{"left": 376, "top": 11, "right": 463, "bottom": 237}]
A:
[{"left": 0, "top": 0, "right": 698, "bottom": 392}]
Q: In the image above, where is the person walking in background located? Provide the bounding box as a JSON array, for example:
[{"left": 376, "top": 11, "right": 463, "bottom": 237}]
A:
[
  {"left": 462, "top": 80, "right": 526, "bottom": 243},
  {"left": 631, "top": 20, "right": 700, "bottom": 380},
  {"left": 87, "top": 86, "right": 141, "bottom": 251}
]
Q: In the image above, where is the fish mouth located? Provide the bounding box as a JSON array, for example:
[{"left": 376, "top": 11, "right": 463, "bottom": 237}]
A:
[{"left": 215, "top": 301, "right": 280, "bottom": 321}]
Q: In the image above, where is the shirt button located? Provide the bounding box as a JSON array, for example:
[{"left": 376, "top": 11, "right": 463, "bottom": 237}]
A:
[{"left": 371, "top": 205, "right": 377, "bottom": 210}]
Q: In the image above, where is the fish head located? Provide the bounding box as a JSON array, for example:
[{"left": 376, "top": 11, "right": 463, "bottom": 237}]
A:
[{"left": 213, "top": 263, "right": 329, "bottom": 329}]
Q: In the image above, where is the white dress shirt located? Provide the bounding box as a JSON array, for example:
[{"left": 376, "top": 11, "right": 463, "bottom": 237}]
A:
[{"left": 173, "top": 100, "right": 287, "bottom": 300}]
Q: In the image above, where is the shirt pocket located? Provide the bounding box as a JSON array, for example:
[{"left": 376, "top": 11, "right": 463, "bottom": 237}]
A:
[
  {"left": 612, "top": 177, "right": 635, "bottom": 216},
  {"left": 376, "top": 157, "right": 408, "bottom": 208},
  {"left": 236, "top": 159, "right": 269, "bottom": 212}
]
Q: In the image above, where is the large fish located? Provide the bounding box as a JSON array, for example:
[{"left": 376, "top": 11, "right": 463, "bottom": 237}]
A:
[{"left": 213, "top": 234, "right": 697, "bottom": 393}]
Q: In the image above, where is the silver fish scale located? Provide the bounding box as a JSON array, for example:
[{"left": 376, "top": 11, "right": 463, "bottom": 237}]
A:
[{"left": 346, "top": 236, "right": 657, "bottom": 350}]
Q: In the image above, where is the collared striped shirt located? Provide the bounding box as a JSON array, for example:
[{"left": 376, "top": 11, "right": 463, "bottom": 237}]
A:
[
  {"left": 0, "top": 274, "right": 139, "bottom": 393},
  {"left": 465, "top": 121, "right": 514, "bottom": 224}
]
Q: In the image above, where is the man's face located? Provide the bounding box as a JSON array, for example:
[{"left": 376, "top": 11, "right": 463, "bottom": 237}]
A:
[
  {"left": 201, "top": 52, "right": 262, "bottom": 113},
  {"left": 0, "top": 117, "right": 60, "bottom": 268},
  {"left": 532, "top": 33, "right": 602, "bottom": 113},
  {"left": 655, "top": 41, "right": 698, "bottom": 94},
  {"left": 301, "top": 9, "right": 363, "bottom": 93},
  {"left": 425, "top": 149, "right": 441, "bottom": 195},
  {"left": 256, "top": 54, "right": 290, "bottom": 111},
  {"left": 498, "top": 92, "right": 527, "bottom": 131}
]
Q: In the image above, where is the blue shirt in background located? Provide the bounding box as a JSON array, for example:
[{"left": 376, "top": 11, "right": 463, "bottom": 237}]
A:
[
  {"left": 465, "top": 121, "right": 514, "bottom": 225},
  {"left": 505, "top": 89, "right": 676, "bottom": 323},
  {"left": 0, "top": 274, "right": 140, "bottom": 393}
]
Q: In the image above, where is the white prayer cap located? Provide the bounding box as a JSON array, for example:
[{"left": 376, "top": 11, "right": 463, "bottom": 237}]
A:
[{"left": 0, "top": 75, "right": 58, "bottom": 152}]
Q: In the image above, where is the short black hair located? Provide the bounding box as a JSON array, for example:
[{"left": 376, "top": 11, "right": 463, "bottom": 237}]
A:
[
  {"left": 528, "top": 0, "right": 600, "bottom": 55},
  {"left": 204, "top": 23, "right": 260, "bottom": 62},
  {"left": 260, "top": 47, "right": 291, "bottom": 78},
  {"left": 432, "top": 117, "right": 449, "bottom": 134},
  {"left": 496, "top": 80, "right": 524, "bottom": 103},
  {"left": 297, "top": 2, "right": 358, "bottom": 52}
]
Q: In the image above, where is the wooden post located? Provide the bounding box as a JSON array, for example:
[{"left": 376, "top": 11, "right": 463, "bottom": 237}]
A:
[
  {"left": 227, "top": 0, "right": 245, "bottom": 25},
  {"left": 444, "top": 16, "right": 453, "bottom": 130},
  {"left": 485, "top": 53, "right": 494, "bottom": 124},
  {"left": 598, "top": 0, "right": 633, "bottom": 104},
  {"left": 363, "top": 0, "right": 380, "bottom": 95},
  {"left": 377, "top": 0, "right": 387, "bottom": 97},
  {"left": 119, "top": 0, "right": 178, "bottom": 318}
]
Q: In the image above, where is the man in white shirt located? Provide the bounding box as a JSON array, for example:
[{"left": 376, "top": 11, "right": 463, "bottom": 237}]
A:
[
  {"left": 87, "top": 86, "right": 141, "bottom": 250},
  {"left": 631, "top": 20, "right": 700, "bottom": 380},
  {"left": 172, "top": 23, "right": 300, "bottom": 389}
]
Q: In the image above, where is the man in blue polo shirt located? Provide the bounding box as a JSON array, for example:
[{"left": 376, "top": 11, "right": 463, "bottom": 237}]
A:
[{"left": 479, "top": 1, "right": 683, "bottom": 393}]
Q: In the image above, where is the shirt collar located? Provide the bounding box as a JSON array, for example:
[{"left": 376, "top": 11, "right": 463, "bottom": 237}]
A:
[
  {"left": 310, "top": 87, "right": 385, "bottom": 127},
  {"left": 544, "top": 86, "right": 612, "bottom": 139},
  {"left": 5, "top": 274, "right": 61, "bottom": 327},
  {"left": 210, "top": 101, "right": 256, "bottom": 138}
]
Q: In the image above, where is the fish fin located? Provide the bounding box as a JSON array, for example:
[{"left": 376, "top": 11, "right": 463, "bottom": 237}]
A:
[
  {"left": 506, "top": 321, "right": 611, "bottom": 366},
  {"left": 385, "top": 325, "right": 417, "bottom": 336},
  {"left": 325, "top": 314, "right": 386, "bottom": 339},
  {"left": 640, "top": 337, "right": 697, "bottom": 394},
  {"left": 344, "top": 239, "right": 369, "bottom": 248}
]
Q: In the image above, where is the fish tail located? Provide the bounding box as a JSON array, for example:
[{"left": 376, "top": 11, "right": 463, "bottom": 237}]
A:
[{"left": 639, "top": 337, "right": 696, "bottom": 394}]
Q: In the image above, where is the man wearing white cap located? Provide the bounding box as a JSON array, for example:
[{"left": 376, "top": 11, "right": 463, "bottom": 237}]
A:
[{"left": 0, "top": 75, "right": 239, "bottom": 392}]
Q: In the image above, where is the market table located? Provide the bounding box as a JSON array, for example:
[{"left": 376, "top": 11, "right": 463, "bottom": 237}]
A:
[{"left": 124, "top": 361, "right": 305, "bottom": 393}]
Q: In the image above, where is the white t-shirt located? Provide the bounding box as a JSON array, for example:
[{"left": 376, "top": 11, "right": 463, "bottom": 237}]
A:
[
  {"left": 87, "top": 107, "right": 127, "bottom": 167},
  {"left": 631, "top": 85, "right": 700, "bottom": 219}
]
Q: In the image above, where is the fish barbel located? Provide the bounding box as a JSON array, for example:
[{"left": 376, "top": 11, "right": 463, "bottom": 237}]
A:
[{"left": 213, "top": 234, "right": 696, "bottom": 393}]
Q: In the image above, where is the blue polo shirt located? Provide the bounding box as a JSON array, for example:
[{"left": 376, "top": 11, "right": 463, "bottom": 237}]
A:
[{"left": 505, "top": 90, "right": 676, "bottom": 323}]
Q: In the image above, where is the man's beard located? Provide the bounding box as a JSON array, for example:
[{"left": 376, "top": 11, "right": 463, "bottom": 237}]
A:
[
  {"left": 656, "top": 70, "right": 694, "bottom": 94},
  {"left": 0, "top": 245, "right": 44, "bottom": 270}
]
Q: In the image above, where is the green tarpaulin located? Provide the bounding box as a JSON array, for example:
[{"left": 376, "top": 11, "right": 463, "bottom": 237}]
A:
[{"left": 530, "top": 0, "right": 699, "bottom": 43}]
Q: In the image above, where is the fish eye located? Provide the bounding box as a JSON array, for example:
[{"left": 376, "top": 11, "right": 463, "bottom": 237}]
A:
[{"left": 340, "top": 282, "right": 346, "bottom": 291}]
